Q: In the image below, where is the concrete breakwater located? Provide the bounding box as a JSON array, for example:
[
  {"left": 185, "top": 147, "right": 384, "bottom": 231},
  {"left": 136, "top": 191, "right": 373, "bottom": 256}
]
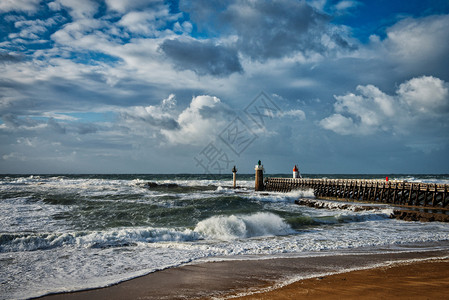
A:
[
  {"left": 295, "top": 198, "right": 449, "bottom": 222},
  {"left": 264, "top": 178, "right": 449, "bottom": 209},
  {"left": 263, "top": 178, "right": 449, "bottom": 222}
]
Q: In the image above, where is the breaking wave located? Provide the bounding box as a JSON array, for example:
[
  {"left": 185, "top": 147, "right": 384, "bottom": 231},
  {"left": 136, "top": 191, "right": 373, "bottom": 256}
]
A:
[
  {"left": 194, "top": 212, "right": 295, "bottom": 240},
  {"left": 0, "top": 227, "right": 201, "bottom": 253}
]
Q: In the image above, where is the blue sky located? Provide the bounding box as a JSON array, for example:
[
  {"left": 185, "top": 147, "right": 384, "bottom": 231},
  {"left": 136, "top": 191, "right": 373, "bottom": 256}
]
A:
[{"left": 1, "top": 0, "right": 448, "bottom": 174}]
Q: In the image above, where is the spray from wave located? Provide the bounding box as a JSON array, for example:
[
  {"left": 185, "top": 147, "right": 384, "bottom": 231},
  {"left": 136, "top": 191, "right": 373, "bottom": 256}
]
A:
[
  {"left": 194, "top": 212, "right": 295, "bottom": 240},
  {"left": 0, "top": 227, "right": 201, "bottom": 253}
]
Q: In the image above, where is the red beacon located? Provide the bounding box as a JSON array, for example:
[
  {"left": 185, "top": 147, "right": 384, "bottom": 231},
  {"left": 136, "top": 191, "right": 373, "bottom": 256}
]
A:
[{"left": 293, "top": 165, "right": 301, "bottom": 178}]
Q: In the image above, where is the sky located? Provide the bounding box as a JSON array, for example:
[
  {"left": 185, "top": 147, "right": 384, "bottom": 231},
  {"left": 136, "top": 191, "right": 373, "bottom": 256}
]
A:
[{"left": 1, "top": 0, "right": 449, "bottom": 174}]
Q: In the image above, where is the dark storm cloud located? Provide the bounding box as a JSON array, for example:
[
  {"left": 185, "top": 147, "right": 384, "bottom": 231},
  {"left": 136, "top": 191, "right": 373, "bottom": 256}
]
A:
[
  {"left": 0, "top": 53, "right": 22, "bottom": 63},
  {"left": 76, "top": 123, "right": 98, "bottom": 135},
  {"left": 197, "top": 104, "right": 233, "bottom": 119},
  {"left": 160, "top": 38, "right": 243, "bottom": 76},
  {"left": 181, "top": 0, "right": 355, "bottom": 61},
  {"left": 223, "top": 0, "right": 330, "bottom": 60},
  {"left": 0, "top": 113, "right": 69, "bottom": 134},
  {"left": 47, "top": 117, "right": 66, "bottom": 134},
  {"left": 121, "top": 111, "right": 180, "bottom": 130},
  {"left": 1, "top": 113, "right": 38, "bottom": 129}
]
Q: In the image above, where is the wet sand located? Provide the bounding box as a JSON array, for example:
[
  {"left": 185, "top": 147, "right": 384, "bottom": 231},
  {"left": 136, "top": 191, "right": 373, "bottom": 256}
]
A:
[
  {"left": 233, "top": 259, "right": 449, "bottom": 299},
  {"left": 38, "top": 248, "right": 449, "bottom": 300}
]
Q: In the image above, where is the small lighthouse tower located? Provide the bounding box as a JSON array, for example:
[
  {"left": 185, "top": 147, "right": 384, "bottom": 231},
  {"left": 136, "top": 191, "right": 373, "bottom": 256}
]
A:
[
  {"left": 293, "top": 165, "right": 301, "bottom": 178},
  {"left": 255, "top": 160, "right": 264, "bottom": 191},
  {"left": 232, "top": 165, "right": 237, "bottom": 189}
]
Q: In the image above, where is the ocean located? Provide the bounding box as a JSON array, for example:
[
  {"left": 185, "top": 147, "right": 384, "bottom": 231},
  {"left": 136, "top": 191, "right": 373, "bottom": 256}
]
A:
[{"left": 1, "top": 174, "right": 449, "bottom": 299}]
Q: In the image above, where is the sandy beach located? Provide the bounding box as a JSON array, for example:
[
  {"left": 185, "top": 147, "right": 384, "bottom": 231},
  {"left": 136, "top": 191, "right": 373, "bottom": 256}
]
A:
[
  {"left": 39, "top": 247, "right": 449, "bottom": 300},
  {"left": 233, "top": 259, "right": 449, "bottom": 299}
]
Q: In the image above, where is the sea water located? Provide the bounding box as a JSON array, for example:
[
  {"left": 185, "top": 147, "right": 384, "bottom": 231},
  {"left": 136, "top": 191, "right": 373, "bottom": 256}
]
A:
[{"left": 1, "top": 174, "right": 449, "bottom": 299}]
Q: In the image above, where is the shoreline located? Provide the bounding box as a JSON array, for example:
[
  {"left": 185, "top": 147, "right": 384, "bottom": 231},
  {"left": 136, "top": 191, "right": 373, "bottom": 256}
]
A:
[
  {"left": 231, "top": 258, "right": 449, "bottom": 299},
  {"left": 38, "top": 247, "right": 449, "bottom": 300}
]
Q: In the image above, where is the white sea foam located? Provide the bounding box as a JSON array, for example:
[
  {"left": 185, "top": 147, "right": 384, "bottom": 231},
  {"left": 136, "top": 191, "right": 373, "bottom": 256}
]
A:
[
  {"left": 1, "top": 175, "right": 449, "bottom": 300},
  {"left": 2, "top": 217, "right": 449, "bottom": 299},
  {"left": 194, "top": 212, "right": 295, "bottom": 240},
  {"left": 0, "top": 227, "right": 201, "bottom": 253},
  {"left": 391, "top": 176, "right": 449, "bottom": 185},
  {"left": 241, "top": 189, "right": 315, "bottom": 205},
  {"left": 0, "top": 196, "right": 69, "bottom": 233}
]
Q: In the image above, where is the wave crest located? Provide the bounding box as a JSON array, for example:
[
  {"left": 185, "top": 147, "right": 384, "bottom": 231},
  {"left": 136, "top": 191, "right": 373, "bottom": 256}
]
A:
[
  {"left": 194, "top": 212, "right": 294, "bottom": 240},
  {"left": 0, "top": 227, "right": 201, "bottom": 253}
]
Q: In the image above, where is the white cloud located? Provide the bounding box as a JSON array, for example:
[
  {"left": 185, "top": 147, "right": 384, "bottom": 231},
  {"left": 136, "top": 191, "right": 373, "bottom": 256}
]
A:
[
  {"left": 42, "top": 112, "right": 78, "bottom": 121},
  {"left": 306, "top": 0, "right": 326, "bottom": 11},
  {"left": 51, "top": 18, "right": 111, "bottom": 50},
  {"left": 320, "top": 113, "right": 355, "bottom": 135},
  {"left": 119, "top": 11, "right": 159, "bottom": 35},
  {"left": 120, "top": 94, "right": 232, "bottom": 146},
  {"left": 121, "top": 94, "right": 179, "bottom": 130},
  {"left": 277, "top": 109, "right": 306, "bottom": 120},
  {"left": 105, "top": 0, "right": 164, "bottom": 13},
  {"left": 2, "top": 152, "right": 26, "bottom": 161},
  {"left": 364, "top": 15, "right": 449, "bottom": 78},
  {"left": 332, "top": 84, "right": 396, "bottom": 128},
  {"left": 16, "top": 137, "right": 39, "bottom": 148},
  {"left": 53, "top": 0, "right": 99, "bottom": 19},
  {"left": 161, "top": 93, "right": 176, "bottom": 109},
  {"left": 117, "top": 6, "right": 179, "bottom": 36},
  {"left": 173, "top": 21, "right": 193, "bottom": 35},
  {"left": 385, "top": 15, "right": 449, "bottom": 62},
  {"left": 0, "top": 0, "right": 41, "bottom": 13},
  {"left": 161, "top": 95, "right": 231, "bottom": 145},
  {"left": 320, "top": 76, "right": 449, "bottom": 135},
  {"left": 48, "top": 15, "right": 180, "bottom": 86},
  {"left": 397, "top": 76, "right": 449, "bottom": 114},
  {"left": 333, "top": 0, "right": 360, "bottom": 14},
  {"left": 9, "top": 17, "right": 61, "bottom": 41}
]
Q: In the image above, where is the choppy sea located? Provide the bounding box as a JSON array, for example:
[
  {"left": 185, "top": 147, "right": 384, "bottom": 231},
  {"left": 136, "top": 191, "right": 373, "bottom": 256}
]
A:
[{"left": 1, "top": 174, "right": 449, "bottom": 299}]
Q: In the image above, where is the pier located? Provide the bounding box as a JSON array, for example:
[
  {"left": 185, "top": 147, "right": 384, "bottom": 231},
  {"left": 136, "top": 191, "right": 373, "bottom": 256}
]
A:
[{"left": 263, "top": 178, "right": 449, "bottom": 210}]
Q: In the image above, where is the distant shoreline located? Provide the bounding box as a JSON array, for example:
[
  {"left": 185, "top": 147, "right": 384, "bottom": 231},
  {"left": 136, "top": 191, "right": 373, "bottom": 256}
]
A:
[{"left": 2, "top": 173, "right": 449, "bottom": 176}]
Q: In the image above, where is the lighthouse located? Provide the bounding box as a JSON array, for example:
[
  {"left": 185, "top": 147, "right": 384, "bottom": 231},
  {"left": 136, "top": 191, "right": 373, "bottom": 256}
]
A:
[
  {"left": 293, "top": 165, "right": 301, "bottom": 178},
  {"left": 232, "top": 165, "right": 237, "bottom": 189},
  {"left": 255, "top": 160, "right": 264, "bottom": 191}
]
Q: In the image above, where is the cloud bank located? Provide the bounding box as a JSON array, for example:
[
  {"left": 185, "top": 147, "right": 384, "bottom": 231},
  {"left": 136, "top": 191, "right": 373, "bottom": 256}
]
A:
[
  {"left": 320, "top": 76, "right": 449, "bottom": 135},
  {"left": 0, "top": 0, "right": 448, "bottom": 173}
]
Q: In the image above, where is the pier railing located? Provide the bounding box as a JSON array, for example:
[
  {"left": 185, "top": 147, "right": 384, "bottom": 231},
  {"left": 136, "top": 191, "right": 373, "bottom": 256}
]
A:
[{"left": 264, "top": 178, "right": 449, "bottom": 210}]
